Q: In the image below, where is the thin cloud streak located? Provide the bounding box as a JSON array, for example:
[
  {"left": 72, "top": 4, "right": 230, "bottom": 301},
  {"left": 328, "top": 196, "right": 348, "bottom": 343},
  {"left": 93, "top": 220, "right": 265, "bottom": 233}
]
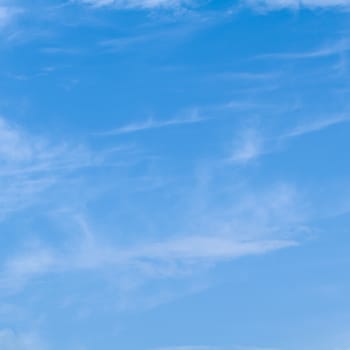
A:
[
  {"left": 256, "top": 40, "right": 350, "bottom": 60},
  {"left": 284, "top": 115, "right": 350, "bottom": 138},
  {"left": 0, "top": 117, "right": 94, "bottom": 219},
  {"left": 0, "top": 235, "right": 297, "bottom": 291},
  {"left": 228, "top": 128, "right": 265, "bottom": 164},
  {"left": 0, "top": 329, "right": 46, "bottom": 350},
  {"left": 228, "top": 115, "right": 350, "bottom": 164},
  {"left": 0, "top": 116, "right": 135, "bottom": 219},
  {"left": 1, "top": 180, "right": 303, "bottom": 290},
  {"left": 245, "top": 0, "right": 350, "bottom": 10},
  {"left": 0, "top": 181, "right": 303, "bottom": 293},
  {"left": 97, "top": 111, "right": 206, "bottom": 135},
  {"left": 155, "top": 346, "right": 279, "bottom": 350},
  {"left": 0, "top": 5, "right": 21, "bottom": 29},
  {"left": 154, "top": 347, "right": 217, "bottom": 350},
  {"left": 77, "top": 0, "right": 190, "bottom": 9}
]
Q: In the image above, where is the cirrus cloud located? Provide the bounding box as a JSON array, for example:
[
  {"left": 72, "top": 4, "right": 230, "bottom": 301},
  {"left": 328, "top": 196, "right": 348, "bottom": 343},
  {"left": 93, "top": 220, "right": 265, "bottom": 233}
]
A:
[
  {"left": 77, "top": 0, "right": 191, "bottom": 9},
  {"left": 244, "top": 0, "right": 350, "bottom": 10}
]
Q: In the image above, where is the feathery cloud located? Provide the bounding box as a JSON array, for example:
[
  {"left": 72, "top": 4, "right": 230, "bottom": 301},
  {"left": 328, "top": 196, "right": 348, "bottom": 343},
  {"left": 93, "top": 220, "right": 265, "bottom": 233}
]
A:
[
  {"left": 0, "top": 116, "right": 129, "bottom": 219},
  {"left": 245, "top": 0, "right": 350, "bottom": 10},
  {"left": 0, "top": 3, "right": 22, "bottom": 31},
  {"left": 0, "top": 329, "right": 46, "bottom": 350},
  {"left": 155, "top": 346, "right": 279, "bottom": 350},
  {"left": 228, "top": 114, "right": 350, "bottom": 164},
  {"left": 97, "top": 110, "right": 206, "bottom": 135},
  {"left": 77, "top": 0, "right": 190, "bottom": 9},
  {"left": 0, "top": 182, "right": 302, "bottom": 293},
  {"left": 228, "top": 128, "right": 264, "bottom": 164},
  {"left": 284, "top": 115, "right": 350, "bottom": 138},
  {"left": 256, "top": 40, "right": 350, "bottom": 60},
  {"left": 0, "top": 234, "right": 296, "bottom": 291}
]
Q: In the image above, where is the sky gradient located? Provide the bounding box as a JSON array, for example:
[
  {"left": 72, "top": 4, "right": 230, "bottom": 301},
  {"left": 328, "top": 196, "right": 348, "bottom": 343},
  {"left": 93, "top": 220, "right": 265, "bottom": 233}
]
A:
[{"left": 1, "top": 1, "right": 350, "bottom": 350}]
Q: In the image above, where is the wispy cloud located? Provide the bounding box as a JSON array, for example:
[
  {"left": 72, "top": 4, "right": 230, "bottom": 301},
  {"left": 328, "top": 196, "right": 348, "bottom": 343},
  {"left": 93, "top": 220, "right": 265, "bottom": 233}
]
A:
[
  {"left": 154, "top": 347, "right": 217, "bottom": 350},
  {"left": 228, "top": 114, "right": 350, "bottom": 164},
  {"left": 0, "top": 116, "right": 131, "bottom": 219},
  {"left": 0, "top": 5, "right": 20, "bottom": 29},
  {"left": 0, "top": 117, "right": 36, "bottom": 162},
  {"left": 0, "top": 230, "right": 297, "bottom": 292},
  {"left": 97, "top": 110, "right": 206, "bottom": 135},
  {"left": 256, "top": 40, "right": 350, "bottom": 60},
  {"left": 99, "top": 25, "right": 191, "bottom": 51},
  {"left": 0, "top": 182, "right": 302, "bottom": 293},
  {"left": 126, "top": 236, "right": 296, "bottom": 261},
  {"left": 245, "top": 0, "right": 350, "bottom": 10},
  {"left": 0, "top": 329, "right": 46, "bottom": 350},
  {"left": 228, "top": 128, "right": 265, "bottom": 164},
  {"left": 154, "top": 346, "right": 279, "bottom": 350},
  {"left": 0, "top": 117, "right": 91, "bottom": 217},
  {"left": 284, "top": 115, "right": 350, "bottom": 138},
  {"left": 80, "top": 0, "right": 350, "bottom": 11},
  {"left": 0, "top": 119, "right": 307, "bottom": 315},
  {"left": 0, "top": 117, "right": 96, "bottom": 171},
  {"left": 214, "top": 71, "right": 279, "bottom": 81},
  {"left": 40, "top": 46, "right": 83, "bottom": 55},
  {"left": 77, "top": 0, "right": 190, "bottom": 9}
]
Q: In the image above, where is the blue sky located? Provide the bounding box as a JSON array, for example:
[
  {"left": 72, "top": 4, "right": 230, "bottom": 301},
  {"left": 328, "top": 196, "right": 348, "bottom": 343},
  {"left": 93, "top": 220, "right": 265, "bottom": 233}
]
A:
[{"left": 0, "top": 0, "right": 350, "bottom": 349}]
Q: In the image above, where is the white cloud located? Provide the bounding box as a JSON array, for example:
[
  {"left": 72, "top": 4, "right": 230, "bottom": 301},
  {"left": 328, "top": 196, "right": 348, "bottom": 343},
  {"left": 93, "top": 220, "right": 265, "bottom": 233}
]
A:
[
  {"left": 0, "top": 183, "right": 302, "bottom": 292},
  {"left": 228, "top": 114, "right": 350, "bottom": 164},
  {"left": 154, "top": 345, "right": 279, "bottom": 350},
  {"left": 0, "top": 116, "right": 125, "bottom": 219},
  {"left": 77, "top": 0, "right": 190, "bottom": 9},
  {"left": 228, "top": 128, "right": 265, "bottom": 163},
  {"left": 126, "top": 236, "right": 296, "bottom": 261},
  {"left": 154, "top": 345, "right": 277, "bottom": 350},
  {"left": 0, "top": 121, "right": 305, "bottom": 307},
  {"left": 0, "top": 329, "right": 46, "bottom": 350},
  {"left": 245, "top": 0, "right": 350, "bottom": 10},
  {"left": 0, "top": 4, "right": 21, "bottom": 30},
  {"left": 80, "top": 0, "right": 350, "bottom": 10},
  {"left": 0, "top": 6, "right": 11, "bottom": 27},
  {"left": 284, "top": 115, "right": 350, "bottom": 138},
  {"left": 0, "top": 117, "right": 94, "bottom": 170},
  {"left": 0, "top": 117, "right": 38, "bottom": 162},
  {"left": 0, "top": 233, "right": 296, "bottom": 291},
  {"left": 97, "top": 109, "right": 206, "bottom": 135},
  {"left": 257, "top": 40, "right": 350, "bottom": 60},
  {"left": 155, "top": 347, "right": 217, "bottom": 350},
  {"left": 0, "top": 117, "right": 88, "bottom": 218}
]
